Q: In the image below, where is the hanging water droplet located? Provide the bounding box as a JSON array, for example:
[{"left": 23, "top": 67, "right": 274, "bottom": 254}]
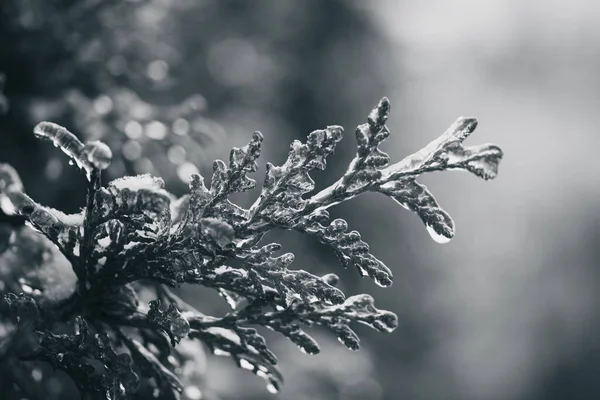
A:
[
  {"left": 68, "top": 160, "right": 74, "bottom": 166},
  {"left": 425, "top": 224, "right": 452, "bottom": 244},
  {"left": 266, "top": 383, "right": 279, "bottom": 394}
]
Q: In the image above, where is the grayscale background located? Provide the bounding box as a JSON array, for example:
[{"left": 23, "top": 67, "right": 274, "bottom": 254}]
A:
[{"left": 0, "top": 1, "right": 598, "bottom": 399}]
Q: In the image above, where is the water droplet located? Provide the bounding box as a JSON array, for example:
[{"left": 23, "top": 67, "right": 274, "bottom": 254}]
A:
[
  {"left": 425, "top": 224, "right": 452, "bottom": 244},
  {"left": 266, "top": 383, "right": 279, "bottom": 394},
  {"left": 68, "top": 160, "right": 74, "bottom": 166},
  {"left": 57, "top": 353, "right": 64, "bottom": 362}
]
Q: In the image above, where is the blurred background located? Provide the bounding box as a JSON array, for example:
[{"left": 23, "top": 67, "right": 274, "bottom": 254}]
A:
[{"left": 1, "top": 0, "right": 599, "bottom": 399}]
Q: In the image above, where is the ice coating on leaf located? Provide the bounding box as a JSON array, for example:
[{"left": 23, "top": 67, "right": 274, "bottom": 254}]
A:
[
  {"left": 148, "top": 300, "right": 190, "bottom": 346},
  {"left": 300, "top": 215, "right": 393, "bottom": 286},
  {"left": 379, "top": 178, "right": 455, "bottom": 243},
  {"left": 0, "top": 188, "right": 82, "bottom": 260},
  {"left": 247, "top": 125, "right": 344, "bottom": 223},
  {"left": 208, "top": 131, "right": 263, "bottom": 204},
  {"left": 0, "top": 164, "right": 24, "bottom": 216},
  {"left": 199, "top": 217, "right": 235, "bottom": 248},
  {"left": 227, "top": 291, "right": 397, "bottom": 355},
  {"left": 270, "top": 322, "right": 321, "bottom": 355},
  {"left": 195, "top": 264, "right": 266, "bottom": 304},
  {"left": 82, "top": 141, "right": 113, "bottom": 170},
  {"left": 33, "top": 122, "right": 112, "bottom": 179},
  {"left": 237, "top": 243, "right": 346, "bottom": 305},
  {"left": 381, "top": 117, "right": 503, "bottom": 181},
  {"left": 204, "top": 327, "right": 241, "bottom": 345},
  {"left": 189, "top": 326, "right": 283, "bottom": 394}
]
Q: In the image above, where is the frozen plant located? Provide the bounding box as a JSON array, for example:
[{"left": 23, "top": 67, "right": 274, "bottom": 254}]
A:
[{"left": 0, "top": 98, "right": 502, "bottom": 399}]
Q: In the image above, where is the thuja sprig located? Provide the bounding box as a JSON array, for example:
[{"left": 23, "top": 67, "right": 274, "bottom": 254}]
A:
[{"left": 0, "top": 97, "right": 502, "bottom": 399}]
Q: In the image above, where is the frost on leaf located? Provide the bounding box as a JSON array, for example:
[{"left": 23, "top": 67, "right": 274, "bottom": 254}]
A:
[{"left": 0, "top": 97, "right": 502, "bottom": 397}]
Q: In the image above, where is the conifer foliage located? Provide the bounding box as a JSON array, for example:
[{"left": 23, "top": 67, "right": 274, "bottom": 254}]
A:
[{"left": 0, "top": 98, "right": 503, "bottom": 399}]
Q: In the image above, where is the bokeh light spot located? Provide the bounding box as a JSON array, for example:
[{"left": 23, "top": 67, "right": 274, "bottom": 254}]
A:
[
  {"left": 124, "top": 120, "right": 143, "bottom": 139},
  {"left": 145, "top": 121, "right": 168, "bottom": 140}
]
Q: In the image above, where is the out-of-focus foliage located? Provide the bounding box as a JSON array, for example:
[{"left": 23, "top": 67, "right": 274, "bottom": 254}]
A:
[{"left": 0, "top": 97, "right": 501, "bottom": 399}]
